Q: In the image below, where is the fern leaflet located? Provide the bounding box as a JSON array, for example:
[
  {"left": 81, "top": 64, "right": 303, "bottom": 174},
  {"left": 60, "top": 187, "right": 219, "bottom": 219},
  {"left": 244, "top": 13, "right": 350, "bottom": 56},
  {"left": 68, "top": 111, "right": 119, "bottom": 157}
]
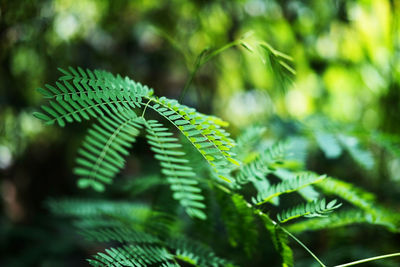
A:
[
  {"left": 277, "top": 198, "right": 342, "bottom": 223},
  {"left": 287, "top": 209, "right": 400, "bottom": 233},
  {"left": 74, "top": 110, "right": 142, "bottom": 191},
  {"left": 236, "top": 141, "right": 287, "bottom": 184},
  {"left": 252, "top": 172, "right": 326, "bottom": 205},
  {"left": 144, "top": 119, "right": 206, "bottom": 220},
  {"left": 34, "top": 67, "right": 152, "bottom": 127},
  {"left": 146, "top": 97, "right": 239, "bottom": 183}
]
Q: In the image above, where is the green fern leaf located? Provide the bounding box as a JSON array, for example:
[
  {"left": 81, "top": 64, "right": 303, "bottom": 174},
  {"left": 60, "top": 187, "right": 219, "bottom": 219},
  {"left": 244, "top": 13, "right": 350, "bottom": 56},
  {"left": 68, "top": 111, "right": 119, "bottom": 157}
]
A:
[
  {"left": 287, "top": 208, "right": 400, "bottom": 233},
  {"left": 252, "top": 172, "right": 326, "bottom": 205},
  {"left": 80, "top": 227, "right": 160, "bottom": 244},
  {"left": 315, "top": 177, "right": 375, "bottom": 211},
  {"left": 167, "top": 238, "right": 232, "bottom": 267},
  {"left": 314, "top": 130, "right": 343, "bottom": 159},
  {"left": 35, "top": 67, "right": 152, "bottom": 127},
  {"left": 88, "top": 244, "right": 174, "bottom": 266},
  {"left": 74, "top": 110, "right": 142, "bottom": 191},
  {"left": 277, "top": 198, "right": 342, "bottom": 223},
  {"left": 338, "top": 134, "right": 374, "bottom": 170},
  {"left": 145, "top": 119, "right": 206, "bottom": 220},
  {"left": 236, "top": 141, "right": 288, "bottom": 184},
  {"left": 47, "top": 198, "right": 172, "bottom": 234},
  {"left": 146, "top": 97, "right": 238, "bottom": 183}
]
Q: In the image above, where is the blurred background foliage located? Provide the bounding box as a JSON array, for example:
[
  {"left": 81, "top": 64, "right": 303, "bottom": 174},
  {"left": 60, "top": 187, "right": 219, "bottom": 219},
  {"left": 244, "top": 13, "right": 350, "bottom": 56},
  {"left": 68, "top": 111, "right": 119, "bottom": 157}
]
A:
[{"left": 1, "top": 0, "right": 399, "bottom": 266}]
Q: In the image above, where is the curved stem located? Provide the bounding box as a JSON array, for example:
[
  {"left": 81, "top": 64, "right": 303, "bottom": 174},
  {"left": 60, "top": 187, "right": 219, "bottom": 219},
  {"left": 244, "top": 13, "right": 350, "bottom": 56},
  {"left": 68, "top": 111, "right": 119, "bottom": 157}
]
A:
[
  {"left": 278, "top": 225, "right": 326, "bottom": 267},
  {"left": 141, "top": 98, "right": 153, "bottom": 118},
  {"left": 179, "top": 37, "right": 246, "bottom": 102},
  {"left": 333, "top": 252, "right": 400, "bottom": 267},
  {"left": 179, "top": 49, "right": 207, "bottom": 102}
]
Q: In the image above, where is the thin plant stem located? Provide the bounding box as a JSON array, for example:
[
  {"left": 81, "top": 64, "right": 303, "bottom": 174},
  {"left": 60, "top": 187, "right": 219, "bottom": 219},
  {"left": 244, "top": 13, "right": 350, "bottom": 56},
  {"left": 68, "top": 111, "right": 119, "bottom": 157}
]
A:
[
  {"left": 278, "top": 225, "right": 326, "bottom": 267},
  {"left": 141, "top": 98, "right": 153, "bottom": 118},
  {"left": 179, "top": 49, "right": 207, "bottom": 102},
  {"left": 178, "top": 39, "right": 242, "bottom": 102},
  {"left": 333, "top": 252, "right": 400, "bottom": 267}
]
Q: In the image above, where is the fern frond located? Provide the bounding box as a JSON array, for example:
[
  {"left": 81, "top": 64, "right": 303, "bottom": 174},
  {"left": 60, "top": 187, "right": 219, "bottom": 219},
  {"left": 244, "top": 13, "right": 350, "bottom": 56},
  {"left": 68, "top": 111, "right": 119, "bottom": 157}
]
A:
[
  {"left": 315, "top": 177, "right": 375, "bottom": 211},
  {"left": 167, "top": 238, "right": 232, "bottom": 267},
  {"left": 252, "top": 172, "right": 326, "bottom": 205},
  {"left": 274, "top": 169, "right": 321, "bottom": 202},
  {"left": 287, "top": 209, "right": 400, "bottom": 233},
  {"left": 236, "top": 141, "right": 288, "bottom": 184},
  {"left": 338, "top": 134, "right": 374, "bottom": 170},
  {"left": 146, "top": 97, "right": 239, "bottom": 183},
  {"left": 47, "top": 198, "right": 172, "bottom": 233},
  {"left": 88, "top": 244, "right": 174, "bottom": 266},
  {"left": 234, "top": 125, "right": 267, "bottom": 161},
  {"left": 74, "top": 110, "right": 143, "bottom": 191},
  {"left": 33, "top": 67, "right": 152, "bottom": 127},
  {"left": 314, "top": 130, "right": 342, "bottom": 159},
  {"left": 80, "top": 227, "right": 160, "bottom": 244},
  {"left": 144, "top": 119, "right": 206, "bottom": 220},
  {"left": 277, "top": 198, "right": 342, "bottom": 223}
]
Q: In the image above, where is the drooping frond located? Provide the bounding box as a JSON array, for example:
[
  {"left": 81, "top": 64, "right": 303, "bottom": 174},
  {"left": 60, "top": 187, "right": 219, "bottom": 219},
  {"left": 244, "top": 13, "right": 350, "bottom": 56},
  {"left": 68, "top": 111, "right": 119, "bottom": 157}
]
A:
[
  {"left": 252, "top": 172, "right": 326, "bottom": 205},
  {"left": 315, "top": 177, "right": 375, "bottom": 211},
  {"left": 277, "top": 199, "right": 342, "bottom": 223},
  {"left": 241, "top": 39, "right": 296, "bottom": 92},
  {"left": 338, "top": 134, "right": 374, "bottom": 170},
  {"left": 79, "top": 227, "right": 160, "bottom": 244},
  {"left": 33, "top": 67, "right": 153, "bottom": 127},
  {"left": 74, "top": 111, "right": 143, "bottom": 191},
  {"left": 236, "top": 141, "right": 288, "bottom": 184},
  {"left": 261, "top": 214, "right": 294, "bottom": 267},
  {"left": 146, "top": 97, "right": 239, "bottom": 182},
  {"left": 314, "top": 130, "right": 342, "bottom": 159},
  {"left": 47, "top": 198, "right": 172, "bottom": 234},
  {"left": 234, "top": 125, "right": 267, "bottom": 162},
  {"left": 167, "top": 238, "right": 232, "bottom": 267},
  {"left": 87, "top": 244, "right": 174, "bottom": 267},
  {"left": 287, "top": 209, "right": 400, "bottom": 233},
  {"left": 144, "top": 119, "right": 206, "bottom": 220},
  {"left": 274, "top": 169, "right": 321, "bottom": 202}
]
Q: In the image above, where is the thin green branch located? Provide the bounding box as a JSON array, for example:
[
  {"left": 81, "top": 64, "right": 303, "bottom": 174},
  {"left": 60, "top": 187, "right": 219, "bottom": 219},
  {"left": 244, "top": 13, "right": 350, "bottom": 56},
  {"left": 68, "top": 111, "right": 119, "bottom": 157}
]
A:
[
  {"left": 333, "top": 252, "right": 400, "bottom": 267},
  {"left": 179, "top": 35, "right": 250, "bottom": 102},
  {"left": 179, "top": 49, "right": 208, "bottom": 102},
  {"left": 141, "top": 98, "right": 153, "bottom": 118},
  {"left": 278, "top": 225, "right": 326, "bottom": 267}
]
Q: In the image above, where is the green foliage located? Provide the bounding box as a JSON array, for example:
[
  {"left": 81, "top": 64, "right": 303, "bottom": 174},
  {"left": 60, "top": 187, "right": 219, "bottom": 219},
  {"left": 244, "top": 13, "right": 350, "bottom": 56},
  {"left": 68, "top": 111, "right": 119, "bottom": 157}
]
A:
[
  {"left": 316, "top": 177, "right": 375, "bottom": 211},
  {"left": 219, "top": 194, "right": 258, "bottom": 257},
  {"left": 144, "top": 119, "right": 206, "bottom": 220},
  {"left": 277, "top": 199, "right": 342, "bottom": 223},
  {"left": 36, "top": 67, "right": 400, "bottom": 267},
  {"left": 261, "top": 215, "right": 294, "bottom": 267},
  {"left": 235, "top": 140, "right": 288, "bottom": 184},
  {"left": 88, "top": 244, "right": 174, "bottom": 266},
  {"left": 74, "top": 110, "right": 143, "bottom": 191},
  {"left": 252, "top": 172, "right": 326, "bottom": 205},
  {"left": 34, "top": 67, "right": 152, "bottom": 127},
  {"left": 287, "top": 209, "right": 400, "bottom": 234}
]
